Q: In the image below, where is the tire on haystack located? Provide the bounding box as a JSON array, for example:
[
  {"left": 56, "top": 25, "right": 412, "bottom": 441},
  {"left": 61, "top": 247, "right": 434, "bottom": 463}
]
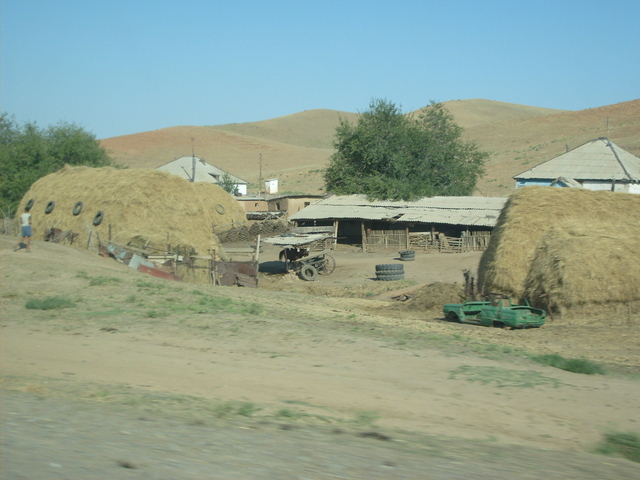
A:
[{"left": 16, "top": 165, "right": 249, "bottom": 264}]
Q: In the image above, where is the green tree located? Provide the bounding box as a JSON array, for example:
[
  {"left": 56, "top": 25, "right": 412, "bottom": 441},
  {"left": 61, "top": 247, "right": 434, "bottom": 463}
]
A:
[
  {"left": 324, "top": 99, "right": 488, "bottom": 200},
  {"left": 0, "top": 114, "right": 115, "bottom": 214},
  {"left": 218, "top": 172, "right": 239, "bottom": 196}
]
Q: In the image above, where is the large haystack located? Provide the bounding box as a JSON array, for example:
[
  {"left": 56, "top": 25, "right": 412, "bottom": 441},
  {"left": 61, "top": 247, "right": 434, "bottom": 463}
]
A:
[
  {"left": 18, "top": 166, "right": 248, "bottom": 256},
  {"left": 479, "top": 186, "right": 640, "bottom": 315}
]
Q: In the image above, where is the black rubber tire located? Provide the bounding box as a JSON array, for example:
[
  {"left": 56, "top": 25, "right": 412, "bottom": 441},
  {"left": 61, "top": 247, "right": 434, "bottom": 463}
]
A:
[
  {"left": 376, "top": 271, "right": 404, "bottom": 276},
  {"left": 446, "top": 311, "right": 460, "bottom": 322},
  {"left": 375, "top": 264, "right": 404, "bottom": 272},
  {"left": 45, "top": 201, "right": 55, "bottom": 214},
  {"left": 376, "top": 274, "right": 405, "bottom": 281},
  {"left": 376, "top": 268, "right": 405, "bottom": 276},
  {"left": 299, "top": 264, "right": 318, "bottom": 281},
  {"left": 92, "top": 211, "right": 104, "bottom": 226},
  {"left": 399, "top": 250, "right": 416, "bottom": 261},
  {"left": 72, "top": 201, "right": 83, "bottom": 216},
  {"left": 25, "top": 198, "right": 35, "bottom": 210}
]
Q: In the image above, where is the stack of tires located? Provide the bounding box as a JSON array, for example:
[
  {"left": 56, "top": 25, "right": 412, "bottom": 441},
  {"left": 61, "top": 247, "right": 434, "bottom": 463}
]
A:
[
  {"left": 399, "top": 250, "right": 416, "bottom": 261},
  {"left": 375, "top": 264, "right": 405, "bottom": 281}
]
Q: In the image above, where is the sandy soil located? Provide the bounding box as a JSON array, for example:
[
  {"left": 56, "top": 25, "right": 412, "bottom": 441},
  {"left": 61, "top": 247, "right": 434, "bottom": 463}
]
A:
[{"left": 2, "top": 236, "right": 639, "bottom": 479}]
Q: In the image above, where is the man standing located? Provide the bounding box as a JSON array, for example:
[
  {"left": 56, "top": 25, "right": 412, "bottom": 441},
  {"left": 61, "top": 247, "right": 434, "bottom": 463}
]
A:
[{"left": 14, "top": 206, "right": 32, "bottom": 252}]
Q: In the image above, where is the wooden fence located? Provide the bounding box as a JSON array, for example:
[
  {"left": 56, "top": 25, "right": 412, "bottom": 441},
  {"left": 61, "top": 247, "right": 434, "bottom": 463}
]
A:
[
  {"left": 363, "top": 229, "right": 409, "bottom": 251},
  {"left": 363, "top": 229, "right": 491, "bottom": 253},
  {"left": 409, "top": 231, "right": 492, "bottom": 253}
]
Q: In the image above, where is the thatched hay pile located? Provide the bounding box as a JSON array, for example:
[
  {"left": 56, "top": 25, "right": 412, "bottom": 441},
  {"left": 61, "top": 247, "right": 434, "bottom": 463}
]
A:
[
  {"left": 18, "top": 166, "right": 248, "bottom": 256},
  {"left": 479, "top": 187, "right": 640, "bottom": 317}
]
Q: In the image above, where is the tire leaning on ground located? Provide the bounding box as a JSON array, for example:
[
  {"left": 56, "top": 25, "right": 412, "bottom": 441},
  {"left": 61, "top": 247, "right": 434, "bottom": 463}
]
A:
[
  {"left": 72, "top": 201, "right": 83, "bottom": 216},
  {"left": 299, "top": 264, "right": 318, "bottom": 281},
  {"left": 92, "top": 211, "right": 104, "bottom": 226}
]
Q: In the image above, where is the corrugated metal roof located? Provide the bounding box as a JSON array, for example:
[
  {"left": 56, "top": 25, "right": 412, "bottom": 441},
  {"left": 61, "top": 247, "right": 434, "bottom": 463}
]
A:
[
  {"left": 157, "top": 156, "right": 248, "bottom": 184},
  {"left": 262, "top": 233, "right": 332, "bottom": 247},
  {"left": 514, "top": 138, "right": 640, "bottom": 182},
  {"left": 289, "top": 195, "right": 507, "bottom": 227}
]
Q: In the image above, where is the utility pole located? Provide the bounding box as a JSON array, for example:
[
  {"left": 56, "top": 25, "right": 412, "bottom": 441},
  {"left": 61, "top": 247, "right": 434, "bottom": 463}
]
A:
[
  {"left": 259, "top": 153, "right": 263, "bottom": 196},
  {"left": 191, "top": 137, "right": 196, "bottom": 182}
]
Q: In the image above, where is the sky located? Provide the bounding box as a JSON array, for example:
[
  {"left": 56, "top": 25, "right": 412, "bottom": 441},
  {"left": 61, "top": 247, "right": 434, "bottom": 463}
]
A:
[{"left": 2, "top": 0, "right": 639, "bottom": 139}]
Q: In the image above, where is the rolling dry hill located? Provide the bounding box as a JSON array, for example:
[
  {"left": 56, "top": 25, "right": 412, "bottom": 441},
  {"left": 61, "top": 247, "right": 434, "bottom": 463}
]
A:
[{"left": 100, "top": 99, "right": 640, "bottom": 197}]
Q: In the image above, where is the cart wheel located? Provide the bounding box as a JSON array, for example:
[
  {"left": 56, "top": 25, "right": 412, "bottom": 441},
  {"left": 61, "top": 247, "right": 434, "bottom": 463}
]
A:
[
  {"left": 299, "top": 264, "right": 318, "bottom": 281},
  {"left": 318, "top": 254, "right": 335, "bottom": 275}
]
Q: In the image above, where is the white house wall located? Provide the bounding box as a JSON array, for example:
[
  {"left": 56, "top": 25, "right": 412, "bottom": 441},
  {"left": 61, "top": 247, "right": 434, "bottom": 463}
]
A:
[{"left": 581, "top": 180, "right": 618, "bottom": 191}]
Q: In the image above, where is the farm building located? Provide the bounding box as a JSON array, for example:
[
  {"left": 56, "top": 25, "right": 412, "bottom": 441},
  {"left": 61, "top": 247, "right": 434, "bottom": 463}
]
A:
[
  {"left": 289, "top": 194, "right": 507, "bottom": 253},
  {"left": 156, "top": 156, "right": 249, "bottom": 195},
  {"left": 514, "top": 138, "right": 640, "bottom": 193},
  {"left": 236, "top": 193, "right": 324, "bottom": 220},
  {"left": 478, "top": 186, "right": 640, "bottom": 319}
]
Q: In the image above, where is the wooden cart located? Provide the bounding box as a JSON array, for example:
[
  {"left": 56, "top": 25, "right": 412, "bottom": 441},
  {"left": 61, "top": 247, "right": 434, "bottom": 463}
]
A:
[{"left": 263, "top": 233, "right": 336, "bottom": 281}]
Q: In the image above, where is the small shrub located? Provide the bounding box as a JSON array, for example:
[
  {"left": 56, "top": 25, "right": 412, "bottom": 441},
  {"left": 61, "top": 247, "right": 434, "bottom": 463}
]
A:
[
  {"left": 236, "top": 402, "right": 260, "bottom": 417},
  {"left": 136, "top": 280, "right": 165, "bottom": 290},
  {"left": 597, "top": 432, "right": 640, "bottom": 463},
  {"left": 242, "top": 303, "right": 263, "bottom": 315},
  {"left": 276, "top": 408, "right": 303, "bottom": 419},
  {"left": 25, "top": 296, "right": 75, "bottom": 310},
  {"left": 89, "top": 276, "right": 122, "bottom": 286},
  {"left": 532, "top": 353, "right": 605, "bottom": 375},
  {"left": 210, "top": 401, "right": 260, "bottom": 418},
  {"left": 354, "top": 410, "right": 380, "bottom": 426}
]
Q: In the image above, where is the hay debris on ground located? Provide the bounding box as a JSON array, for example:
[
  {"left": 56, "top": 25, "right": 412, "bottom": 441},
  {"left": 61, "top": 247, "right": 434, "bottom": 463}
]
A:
[
  {"left": 18, "top": 165, "right": 248, "bottom": 257},
  {"left": 401, "top": 283, "right": 465, "bottom": 311},
  {"left": 478, "top": 186, "right": 640, "bottom": 316}
]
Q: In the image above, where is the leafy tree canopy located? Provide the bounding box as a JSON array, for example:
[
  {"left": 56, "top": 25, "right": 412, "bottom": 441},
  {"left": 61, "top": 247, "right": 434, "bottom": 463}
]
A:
[
  {"left": 218, "top": 172, "right": 240, "bottom": 196},
  {"left": 324, "top": 99, "right": 488, "bottom": 201},
  {"left": 0, "top": 114, "right": 116, "bottom": 214}
]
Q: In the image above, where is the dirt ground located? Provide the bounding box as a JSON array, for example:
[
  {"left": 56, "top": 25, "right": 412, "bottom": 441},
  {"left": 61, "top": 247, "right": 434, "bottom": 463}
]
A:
[{"left": 2, "top": 236, "right": 640, "bottom": 479}]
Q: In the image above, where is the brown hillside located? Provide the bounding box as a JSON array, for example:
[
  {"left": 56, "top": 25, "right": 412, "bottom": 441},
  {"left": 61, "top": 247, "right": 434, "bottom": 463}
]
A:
[
  {"left": 413, "top": 99, "right": 565, "bottom": 128},
  {"left": 100, "top": 99, "right": 640, "bottom": 197},
  {"left": 208, "top": 109, "right": 359, "bottom": 149},
  {"left": 101, "top": 126, "right": 333, "bottom": 194}
]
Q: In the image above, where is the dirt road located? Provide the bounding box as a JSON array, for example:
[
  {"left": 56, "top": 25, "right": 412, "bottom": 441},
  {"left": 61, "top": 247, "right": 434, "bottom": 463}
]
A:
[{"left": 2, "top": 237, "right": 639, "bottom": 479}]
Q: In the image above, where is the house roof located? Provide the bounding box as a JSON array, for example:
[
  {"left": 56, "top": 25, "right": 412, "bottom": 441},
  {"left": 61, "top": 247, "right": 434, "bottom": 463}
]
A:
[
  {"left": 289, "top": 194, "right": 507, "bottom": 227},
  {"left": 550, "top": 177, "right": 583, "bottom": 188},
  {"left": 514, "top": 138, "right": 640, "bottom": 182},
  {"left": 156, "top": 156, "right": 248, "bottom": 184}
]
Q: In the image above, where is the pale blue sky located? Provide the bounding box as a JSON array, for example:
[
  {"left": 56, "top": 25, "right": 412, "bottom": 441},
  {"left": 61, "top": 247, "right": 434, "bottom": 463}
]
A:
[{"left": 2, "top": 0, "right": 639, "bottom": 139}]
